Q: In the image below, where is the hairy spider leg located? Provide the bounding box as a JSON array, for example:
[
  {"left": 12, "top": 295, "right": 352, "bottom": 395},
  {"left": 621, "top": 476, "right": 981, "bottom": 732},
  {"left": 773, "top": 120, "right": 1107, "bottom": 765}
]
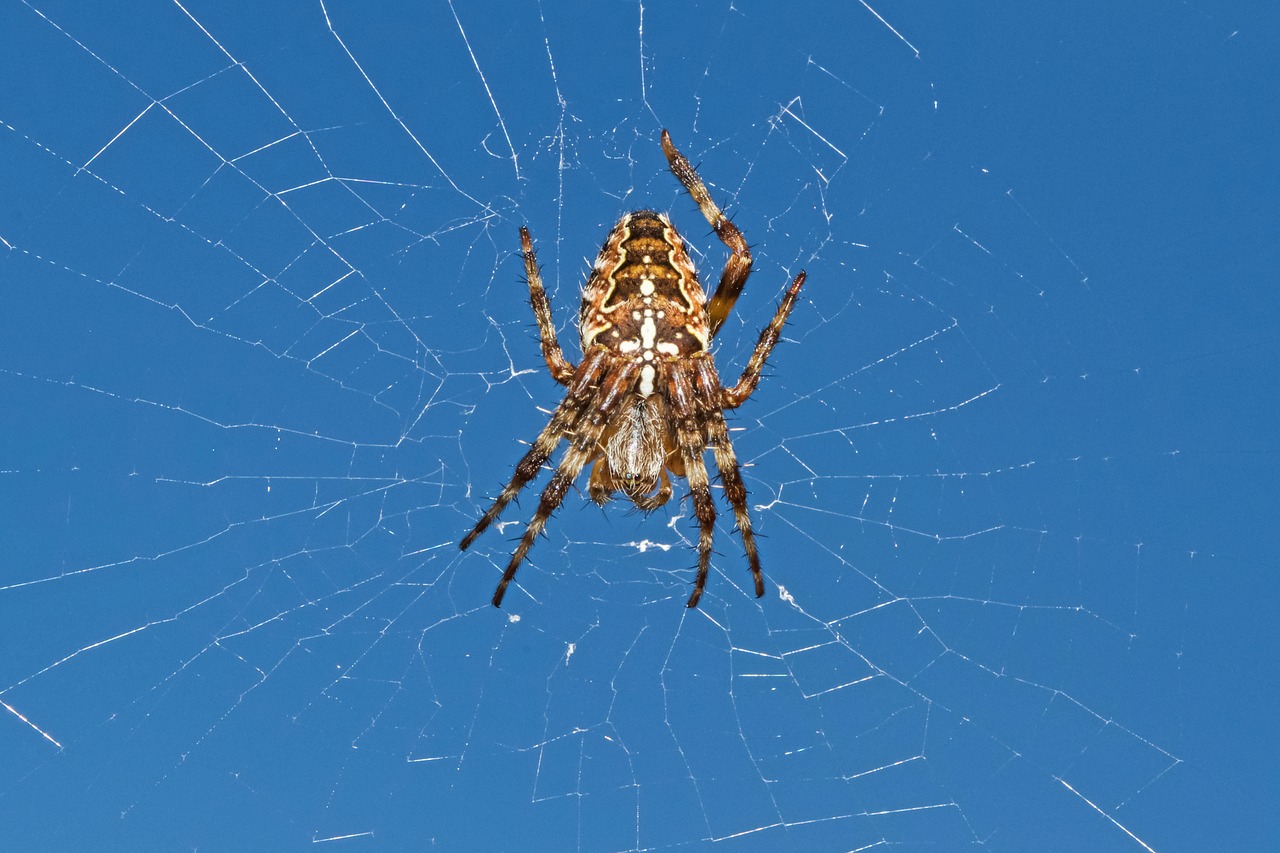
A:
[
  {"left": 692, "top": 358, "right": 765, "bottom": 598},
  {"left": 491, "top": 360, "right": 640, "bottom": 607},
  {"left": 723, "top": 271, "right": 807, "bottom": 408},
  {"left": 667, "top": 364, "right": 720, "bottom": 608},
  {"left": 660, "top": 129, "right": 752, "bottom": 339},
  {"left": 460, "top": 349, "right": 609, "bottom": 552},
  {"left": 521, "top": 226, "right": 576, "bottom": 384}
]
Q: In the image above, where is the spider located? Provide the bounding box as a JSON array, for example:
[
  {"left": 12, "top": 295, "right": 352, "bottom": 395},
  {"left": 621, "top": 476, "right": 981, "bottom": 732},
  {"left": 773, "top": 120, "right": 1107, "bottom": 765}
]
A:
[{"left": 461, "top": 129, "right": 806, "bottom": 608}]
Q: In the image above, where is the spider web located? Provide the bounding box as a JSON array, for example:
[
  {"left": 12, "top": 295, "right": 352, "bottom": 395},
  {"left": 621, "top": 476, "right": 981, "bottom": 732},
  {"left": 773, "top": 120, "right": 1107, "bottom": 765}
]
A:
[{"left": 1, "top": 1, "right": 1273, "bottom": 849}]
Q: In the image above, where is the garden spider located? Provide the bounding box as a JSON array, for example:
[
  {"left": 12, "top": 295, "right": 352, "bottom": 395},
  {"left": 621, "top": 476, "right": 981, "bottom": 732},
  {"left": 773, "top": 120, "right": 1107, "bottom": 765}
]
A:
[{"left": 461, "top": 129, "right": 806, "bottom": 607}]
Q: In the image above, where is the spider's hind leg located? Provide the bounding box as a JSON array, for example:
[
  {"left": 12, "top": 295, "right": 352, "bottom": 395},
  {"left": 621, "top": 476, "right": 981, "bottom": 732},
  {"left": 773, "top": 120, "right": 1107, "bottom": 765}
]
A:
[
  {"left": 522, "top": 226, "right": 577, "bottom": 385},
  {"left": 660, "top": 129, "right": 753, "bottom": 338}
]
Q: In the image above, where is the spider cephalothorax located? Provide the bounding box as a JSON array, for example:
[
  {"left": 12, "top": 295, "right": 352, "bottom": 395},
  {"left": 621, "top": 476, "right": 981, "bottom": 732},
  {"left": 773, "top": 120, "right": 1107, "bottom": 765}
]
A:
[{"left": 461, "top": 130, "right": 806, "bottom": 607}]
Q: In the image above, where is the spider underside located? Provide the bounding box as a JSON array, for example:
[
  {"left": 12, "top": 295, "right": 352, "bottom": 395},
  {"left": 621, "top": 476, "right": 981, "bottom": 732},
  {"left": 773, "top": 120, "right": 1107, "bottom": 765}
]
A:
[{"left": 461, "top": 129, "right": 806, "bottom": 608}]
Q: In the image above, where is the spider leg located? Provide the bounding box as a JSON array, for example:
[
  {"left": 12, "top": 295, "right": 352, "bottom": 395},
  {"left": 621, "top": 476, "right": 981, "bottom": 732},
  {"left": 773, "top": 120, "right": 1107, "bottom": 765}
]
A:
[
  {"left": 722, "top": 271, "right": 806, "bottom": 409},
  {"left": 668, "top": 365, "right": 718, "bottom": 608},
  {"left": 491, "top": 442, "right": 596, "bottom": 607},
  {"left": 660, "top": 130, "right": 752, "bottom": 339},
  {"left": 702, "top": 401, "right": 765, "bottom": 599},
  {"left": 459, "top": 400, "right": 577, "bottom": 552},
  {"left": 492, "top": 360, "right": 640, "bottom": 607},
  {"left": 522, "top": 226, "right": 576, "bottom": 385},
  {"left": 460, "top": 350, "right": 609, "bottom": 552}
]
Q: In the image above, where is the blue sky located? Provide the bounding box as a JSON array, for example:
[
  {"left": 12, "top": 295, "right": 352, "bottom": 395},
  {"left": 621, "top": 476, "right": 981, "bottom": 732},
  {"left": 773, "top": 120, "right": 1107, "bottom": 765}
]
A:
[{"left": 1, "top": 1, "right": 1275, "bottom": 850}]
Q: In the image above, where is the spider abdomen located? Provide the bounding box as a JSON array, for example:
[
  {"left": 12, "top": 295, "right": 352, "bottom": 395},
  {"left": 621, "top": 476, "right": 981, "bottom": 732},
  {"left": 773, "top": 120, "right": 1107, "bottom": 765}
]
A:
[{"left": 581, "top": 211, "right": 711, "bottom": 373}]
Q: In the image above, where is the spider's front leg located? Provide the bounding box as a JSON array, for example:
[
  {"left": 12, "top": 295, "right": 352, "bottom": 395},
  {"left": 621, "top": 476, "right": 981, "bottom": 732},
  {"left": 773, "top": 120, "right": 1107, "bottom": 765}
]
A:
[
  {"left": 491, "top": 361, "right": 640, "bottom": 606},
  {"left": 460, "top": 349, "right": 610, "bottom": 554},
  {"left": 693, "top": 359, "right": 765, "bottom": 599},
  {"left": 667, "top": 365, "right": 720, "bottom": 608},
  {"left": 521, "top": 226, "right": 576, "bottom": 385}
]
